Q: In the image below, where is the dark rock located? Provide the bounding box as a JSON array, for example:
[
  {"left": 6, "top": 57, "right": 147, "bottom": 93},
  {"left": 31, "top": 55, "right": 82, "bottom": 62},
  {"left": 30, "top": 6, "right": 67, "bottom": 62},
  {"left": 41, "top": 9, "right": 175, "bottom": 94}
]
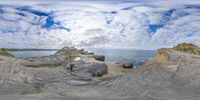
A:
[
  {"left": 87, "top": 63, "right": 108, "bottom": 77},
  {"left": 87, "top": 52, "right": 94, "bottom": 55},
  {"left": 92, "top": 55, "right": 105, "bottom": 61},
  {"left": 73, "top": 63, "right": 108, "bottom": 77},
  {"left": 81, "top": 51, "right": 94, "bottom": 55},
  {"left": 32, "top": 83, "right": 45, "bottom": 93},
  {"left": 122, "top": 63, "right": 133, "bottom": 68}
]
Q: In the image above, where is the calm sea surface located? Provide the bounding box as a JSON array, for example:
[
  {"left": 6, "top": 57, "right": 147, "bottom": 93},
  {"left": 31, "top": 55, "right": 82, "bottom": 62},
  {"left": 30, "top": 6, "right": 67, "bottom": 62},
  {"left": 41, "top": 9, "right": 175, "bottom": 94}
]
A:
[
  {"left": 11, "top": 49, "right": 157, "bottom": 67},
  {"left": 10, "top": 51, "right": 57, "bottom": 58},
  {"left": 88, "top": 49, "right": 157, "bottom": 67}
]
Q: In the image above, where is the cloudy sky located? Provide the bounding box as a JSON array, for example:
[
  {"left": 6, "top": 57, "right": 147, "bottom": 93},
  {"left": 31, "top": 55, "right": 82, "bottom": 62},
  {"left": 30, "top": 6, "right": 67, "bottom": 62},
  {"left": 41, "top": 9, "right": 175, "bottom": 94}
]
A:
[{"left": 0, "top": 0, "right": 200, "bottom": 49}]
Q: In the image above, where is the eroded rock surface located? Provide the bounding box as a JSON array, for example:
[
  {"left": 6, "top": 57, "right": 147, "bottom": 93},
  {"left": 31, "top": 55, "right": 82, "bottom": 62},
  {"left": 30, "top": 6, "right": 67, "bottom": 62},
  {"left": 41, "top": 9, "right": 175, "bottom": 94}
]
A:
[{"left": 1, "top": 46, "right": 200, "bottom": 100}]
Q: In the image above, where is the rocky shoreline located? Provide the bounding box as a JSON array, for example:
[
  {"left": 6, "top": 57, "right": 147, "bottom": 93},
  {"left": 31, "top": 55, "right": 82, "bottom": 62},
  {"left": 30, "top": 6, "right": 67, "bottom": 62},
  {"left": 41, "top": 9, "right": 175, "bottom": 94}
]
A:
[{"left": 0, "top": 44, "right": 200, "bottom": 100}]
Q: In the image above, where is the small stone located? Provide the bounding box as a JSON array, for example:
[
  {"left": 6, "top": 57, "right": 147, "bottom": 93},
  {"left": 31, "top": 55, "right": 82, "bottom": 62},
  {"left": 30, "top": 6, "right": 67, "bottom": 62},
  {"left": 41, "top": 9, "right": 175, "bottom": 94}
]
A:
[{"left": 122, "top": 63, "right": 133, "bottom": 68}]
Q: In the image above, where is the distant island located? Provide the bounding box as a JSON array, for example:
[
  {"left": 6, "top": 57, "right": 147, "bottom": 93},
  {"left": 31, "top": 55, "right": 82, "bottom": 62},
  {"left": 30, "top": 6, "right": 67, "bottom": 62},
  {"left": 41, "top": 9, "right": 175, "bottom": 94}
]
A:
[
  {"left": 0, "top": 49, "right": 14, "bottom": 57},
  {"left": 1, "top": 48, "right": 58, "bottom": 51},
  {"left": 0, "top": 48, "right": 58, "bottom": 57}
]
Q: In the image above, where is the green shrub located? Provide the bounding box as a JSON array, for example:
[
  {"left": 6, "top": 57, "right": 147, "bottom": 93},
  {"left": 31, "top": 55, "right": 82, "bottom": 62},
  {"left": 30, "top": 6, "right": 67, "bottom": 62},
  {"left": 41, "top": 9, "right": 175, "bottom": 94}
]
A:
[
  {"left": 173, "top": 43, "right": 200, "bottom": 55},
  {"left": 0, "top": 49, "right": 14, "bottom": 57}
]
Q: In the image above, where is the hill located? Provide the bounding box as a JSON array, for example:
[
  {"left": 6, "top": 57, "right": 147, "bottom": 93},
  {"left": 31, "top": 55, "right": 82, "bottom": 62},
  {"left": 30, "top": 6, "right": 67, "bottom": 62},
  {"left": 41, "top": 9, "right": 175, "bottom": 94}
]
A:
[
  {"left": 173, "top": 43, "right": 200, "bottom": 55},
  {"left": 0, "top": 49, "right": 14, "bottom": 57}
]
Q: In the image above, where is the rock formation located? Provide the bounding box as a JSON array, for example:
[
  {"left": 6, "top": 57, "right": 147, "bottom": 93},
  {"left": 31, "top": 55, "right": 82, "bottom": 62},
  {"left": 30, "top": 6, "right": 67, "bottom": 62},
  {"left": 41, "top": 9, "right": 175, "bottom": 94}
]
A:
[
  {"left": 0, "top": 44, "right": 200, "bottom": 100},
  {"left": 91, "top": 55, "right": 105, "bottom": 61}
]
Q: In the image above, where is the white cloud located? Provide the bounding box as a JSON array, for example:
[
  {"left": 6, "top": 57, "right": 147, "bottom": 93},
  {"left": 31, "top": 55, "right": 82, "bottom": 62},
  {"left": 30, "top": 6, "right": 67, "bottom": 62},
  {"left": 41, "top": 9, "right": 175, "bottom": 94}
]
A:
[{"left": 0, "top": 0, "right": 200, "bottom": 49}]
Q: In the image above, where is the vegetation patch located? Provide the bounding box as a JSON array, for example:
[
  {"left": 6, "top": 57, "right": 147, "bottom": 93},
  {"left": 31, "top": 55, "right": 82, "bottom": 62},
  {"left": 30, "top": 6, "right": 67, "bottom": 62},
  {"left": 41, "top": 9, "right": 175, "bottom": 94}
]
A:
[
  {"left": 0, "top": 49, "right": 14, "bottom": 57},
  {"left": 173, "top": 43, "right": 200, "bottom": 55}
]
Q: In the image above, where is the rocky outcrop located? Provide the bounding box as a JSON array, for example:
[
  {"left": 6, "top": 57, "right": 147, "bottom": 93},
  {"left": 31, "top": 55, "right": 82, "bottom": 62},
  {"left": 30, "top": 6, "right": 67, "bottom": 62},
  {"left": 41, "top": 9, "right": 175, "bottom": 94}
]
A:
[
  {"left": 22, "top": 47, "right": 108, "bottom": 78},
  {"left": 71, "top": 62, "right": 108, "bottom": 80},
  {"left": 22, "top": 55, "right": 68, "bottom": 67},
  {"left": 81, "top": 51, "right": 94, "bottom": 55},
  {"left": 55, "top": 47, "right": 83, "bottom": 56},
  {"left": 1, "top": 45, "right": 200, "bottom": 100},
  {"left": 0, "top": 47, "right": 109, "bottom": 96},
  {"left": 108, "top": 47, "right": 200, "bottom": 100}
]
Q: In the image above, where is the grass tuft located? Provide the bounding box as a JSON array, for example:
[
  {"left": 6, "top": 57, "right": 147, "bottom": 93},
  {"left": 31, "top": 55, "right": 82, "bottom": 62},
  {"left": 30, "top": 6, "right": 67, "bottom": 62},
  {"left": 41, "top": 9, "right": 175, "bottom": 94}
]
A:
[
  {"left": 0, "top": 49, "right": 14, "bottom": 57},
  {"left": 173, "top": 43, "right": 200, "bottom": 55}
]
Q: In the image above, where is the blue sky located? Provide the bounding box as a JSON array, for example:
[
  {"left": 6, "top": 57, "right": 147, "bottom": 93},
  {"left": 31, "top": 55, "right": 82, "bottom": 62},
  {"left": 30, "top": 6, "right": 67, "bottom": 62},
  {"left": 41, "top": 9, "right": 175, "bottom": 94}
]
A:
[{"left": 0, "top": 0, "right": 200, "bottom": 49}]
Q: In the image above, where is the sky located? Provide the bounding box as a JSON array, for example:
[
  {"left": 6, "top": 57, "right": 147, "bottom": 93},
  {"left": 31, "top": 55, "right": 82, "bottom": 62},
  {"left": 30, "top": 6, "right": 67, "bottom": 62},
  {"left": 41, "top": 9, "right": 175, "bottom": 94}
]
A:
[{"left": 0, "top": 0, "right": 200, "bottom": 49}]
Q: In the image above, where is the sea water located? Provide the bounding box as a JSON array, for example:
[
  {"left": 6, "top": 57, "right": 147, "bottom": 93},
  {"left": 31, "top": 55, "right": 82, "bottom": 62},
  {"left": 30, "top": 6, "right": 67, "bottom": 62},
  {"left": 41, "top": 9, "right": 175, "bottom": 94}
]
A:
[
  {"left": 88, "top": 48, "right": 157, "bottom": 67},
  {"left": 10, "top": 51, "right": 57, "bottom": 58},
  {"left": 11, "top": 49, "right": 157, "bottom": 67}
]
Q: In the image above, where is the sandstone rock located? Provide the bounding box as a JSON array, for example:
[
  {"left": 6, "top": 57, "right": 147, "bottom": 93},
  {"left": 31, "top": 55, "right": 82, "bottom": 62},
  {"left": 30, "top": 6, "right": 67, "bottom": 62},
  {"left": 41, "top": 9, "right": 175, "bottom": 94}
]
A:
[
  {"left": 71, "top": 71, "right": 93, "bottom": 80},
  {"left": 22, "top": 55, "right": 68, "bottom": 67},
  {"left": 160, "top": 61, "right": 179, "bottom": 73},
  {"left": 71, "top": 60, "right": 86, "bottom": 65},
  {"left": 1, "top": 45, "right": 200, "bottom": 100}
]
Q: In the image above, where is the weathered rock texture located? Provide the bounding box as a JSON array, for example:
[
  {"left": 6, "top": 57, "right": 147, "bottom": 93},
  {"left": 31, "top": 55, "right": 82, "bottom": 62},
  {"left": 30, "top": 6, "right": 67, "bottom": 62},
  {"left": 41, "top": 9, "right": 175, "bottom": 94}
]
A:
[{"left": 0, "top": 46, "right": 200, "bottom": 100}]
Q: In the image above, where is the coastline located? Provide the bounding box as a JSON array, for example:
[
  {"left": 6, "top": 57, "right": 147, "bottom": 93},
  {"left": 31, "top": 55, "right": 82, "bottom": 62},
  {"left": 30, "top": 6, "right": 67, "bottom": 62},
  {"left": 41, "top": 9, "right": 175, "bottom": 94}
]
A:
[
  {"left": 3, "top": 48, "right": 58, "bottom": 51},
  {"left": 0, "top": 43, "right": 200, "bottom": 100}
]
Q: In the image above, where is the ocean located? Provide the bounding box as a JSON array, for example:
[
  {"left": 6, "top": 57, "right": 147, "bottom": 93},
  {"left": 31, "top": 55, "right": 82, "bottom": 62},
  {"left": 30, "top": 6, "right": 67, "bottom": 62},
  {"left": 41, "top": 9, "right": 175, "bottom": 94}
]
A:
[
  {"left": 11, "top": 49, "right": 157, "bottom": 67},
  {"left": 87, "top": 48, "right": 157, "bottom": 67}
]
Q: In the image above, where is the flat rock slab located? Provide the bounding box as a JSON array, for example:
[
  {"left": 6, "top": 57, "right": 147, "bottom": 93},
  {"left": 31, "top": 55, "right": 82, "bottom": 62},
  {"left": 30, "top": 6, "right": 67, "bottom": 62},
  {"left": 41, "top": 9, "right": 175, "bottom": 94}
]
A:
[{"left": 71, "top": 71, "right": 93, "bottom": 81}]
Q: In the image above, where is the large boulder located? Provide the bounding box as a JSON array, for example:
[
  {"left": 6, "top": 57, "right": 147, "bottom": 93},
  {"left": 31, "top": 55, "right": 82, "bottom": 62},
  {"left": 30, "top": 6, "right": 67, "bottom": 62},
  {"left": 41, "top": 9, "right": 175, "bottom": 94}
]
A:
[
  {"left": 87, "top": 63, "right": 108, "bottom": 77},
  {"left": 92, "top": 55, "right": 105, "bottom": 61},
  {"left": 73, "top": 63, "right": 108, "bottom": 77}
]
